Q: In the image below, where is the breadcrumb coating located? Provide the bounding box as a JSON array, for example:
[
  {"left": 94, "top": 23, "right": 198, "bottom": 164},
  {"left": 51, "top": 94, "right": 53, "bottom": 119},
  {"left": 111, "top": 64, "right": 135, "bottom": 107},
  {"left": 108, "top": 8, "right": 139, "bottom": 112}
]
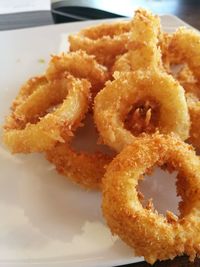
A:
[{"left": 102, "top": 133, "right": 200, "bottom": 264}]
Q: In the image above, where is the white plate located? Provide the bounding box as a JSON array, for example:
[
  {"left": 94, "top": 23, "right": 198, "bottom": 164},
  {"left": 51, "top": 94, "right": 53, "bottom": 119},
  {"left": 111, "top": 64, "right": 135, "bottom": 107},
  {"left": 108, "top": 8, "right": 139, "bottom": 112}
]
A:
[{"left": 0, "top": 16, "right": 190, "bottom": 267}]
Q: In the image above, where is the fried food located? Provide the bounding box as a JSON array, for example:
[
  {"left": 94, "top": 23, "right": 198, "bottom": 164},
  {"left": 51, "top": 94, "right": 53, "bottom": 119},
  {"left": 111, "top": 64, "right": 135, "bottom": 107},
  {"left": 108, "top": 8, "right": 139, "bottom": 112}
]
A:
[
  {"left": 94, "top": 9, "right": 189, "bottom": 152},
  {"left": 169, "top": 27, "right": 200, "bottom": 81},
  {"left": 3, "top": 7, "right": 200, "bottom": 264},
  {"left": 94, "top": 70, "right": 189, "bottom": 152},
  {"left": 185, "top": 93, "right": 200, "bottom": 151},
  {"left": 68, "top": 21, "right": 130, "bottom": 68},
  {"left": 46, "top": 143, "right": 112, "bottom": 190},
  {"left": 112, "top": 9, "right": 163, "bottom": 73},
  {"left": 3, "top": 74, "right": 91, "bottom": 153},
  {"left": 46, "top": 50, "right": 109, "bottom": 97},
  {"left": 176, "top": 70, "right": 200, "bottom": 150},
  {"left": 161, "top": 28, "right": 200, "bottom": 150},
  {"left": 11, "top": 75, "right": 48, "bottom": 112},
  {"left": 102, "top": 133, "right": 200, "bottom": 264},
  {"left": 46, "top": 114, "right": 114, "bottom": 190}
]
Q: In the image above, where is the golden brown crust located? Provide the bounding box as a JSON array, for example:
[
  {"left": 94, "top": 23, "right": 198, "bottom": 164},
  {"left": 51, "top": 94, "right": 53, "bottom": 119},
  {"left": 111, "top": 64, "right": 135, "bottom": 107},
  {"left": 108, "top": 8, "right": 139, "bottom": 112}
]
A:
[
  {"left": 102, "top": 133, "right": 200, "bottom": 264},
  {"left": 186, "top": 93, "right": 200, "bottom": 151},
  {"left": 94, "top": 71, "right": 190, "bottom": 152},
  {"left": 68, "top": 22, "right": 130, "bottom": 68},
  {"left": 112, "top": 9, "right": 163, "bottom": 74},
  {"left": 46, "top": 50, "right": 109, "bottom": 97},
  {"left": 162, "top": 28, "right": 200, "bottom": 150},
  {"left": 46, "top": 143, "right": 113, "bottom": 190},
  {"left": 168, "top": 27, "right": 200, "bottom": 82},
  {"left": 3, "top": 74, "right": 91, "bottom": 153}
]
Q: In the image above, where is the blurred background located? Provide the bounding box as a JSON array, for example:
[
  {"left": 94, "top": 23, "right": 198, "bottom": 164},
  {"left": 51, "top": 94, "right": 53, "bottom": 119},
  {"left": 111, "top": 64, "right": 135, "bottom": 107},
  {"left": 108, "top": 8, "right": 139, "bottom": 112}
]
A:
[{"left": 0, "top": 0, "right": 200, "bottom": 30}]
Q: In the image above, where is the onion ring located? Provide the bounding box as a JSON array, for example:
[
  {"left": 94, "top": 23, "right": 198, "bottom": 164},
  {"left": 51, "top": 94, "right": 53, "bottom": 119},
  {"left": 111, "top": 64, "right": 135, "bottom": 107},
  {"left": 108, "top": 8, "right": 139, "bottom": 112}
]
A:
[
  {"left": 94, "top": 71, "right": 190, "bottom": 152},
  {"left": 102, "top": 133, "right": 200, "bottom": 264},
  {"left": 3, "top": 73, "right": 91, "bottom": 153},
  {"left": 68, "top": 21, "right": 130, "bottom": 68},
  {"left": 7, "top": 75, "right": 72, "bottom": 127}
]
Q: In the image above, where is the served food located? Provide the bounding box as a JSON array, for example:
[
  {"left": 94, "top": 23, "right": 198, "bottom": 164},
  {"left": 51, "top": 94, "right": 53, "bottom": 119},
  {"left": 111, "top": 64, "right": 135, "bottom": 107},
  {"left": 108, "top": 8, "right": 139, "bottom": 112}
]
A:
[
  {"left": 3, "top": 7, "right": 200, "bottom": 265},
  {"left": 102, "top": 133, "right": 200, "bottom": 264}
]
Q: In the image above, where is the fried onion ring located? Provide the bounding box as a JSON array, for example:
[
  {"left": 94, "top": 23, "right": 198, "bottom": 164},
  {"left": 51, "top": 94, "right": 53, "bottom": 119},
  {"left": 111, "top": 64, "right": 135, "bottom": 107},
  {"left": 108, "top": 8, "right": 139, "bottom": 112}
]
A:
[
  {"left": 68, "top": 21, "right": 130, "bottom": 68},
  {"left": 102, "top": 133, "right": 200, "bottom": 264},
  {"left": 7, "top": 75, "right": 71, "bottom": 127},
  {"left": 94, "top": 71, "right": 190, "bottom": 152},
  {"left": 3, "top": 74, "right": 91, "bottom": 153}
]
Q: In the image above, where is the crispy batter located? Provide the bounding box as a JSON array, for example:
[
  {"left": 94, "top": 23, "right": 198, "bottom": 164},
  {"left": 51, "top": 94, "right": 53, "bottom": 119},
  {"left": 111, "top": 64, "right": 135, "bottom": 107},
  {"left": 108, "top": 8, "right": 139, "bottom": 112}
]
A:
[
  {"left": 102, "top": 133, "right": 200, "bottom": 264},
  {"left": 68, "top": 21, "right": 130, "bottom": 68},
  {"left": 3, "top": 74, "right": 91, "bottom": 153},
  {"left": 46, "top": 114, "right": 114, "bottom": 190},
  {"left": 94, "top": 70, "right": 190, "bottom": 152},
  {"left": 46, "top": 50, "right": 109, "bottom": 97},
  {"left": 162, "top": 28, "right": 200, "bottom": 150},
  {"left": 169, "top": 27, "right": 200, "bottom": 82},
  {"left": 112, "top": 9, "right": 163, "bottom": 73},
  {"left": 46, "top": 143, "right": 112, "bottom": 190},
  {"left": 186, "top": 93, "right": 200, "bottom": 151},
  {"left": 105, "top": 10, "right": 190, "bottom": 147},
  {"left": 11, "top": 76, "right": 48, "bottom": 111},
  {"left": 124, "top": 99, "right": 160, "bottom": 136},
  {"left": 3, "top": 8, "right": 200, "bottom": 264}
]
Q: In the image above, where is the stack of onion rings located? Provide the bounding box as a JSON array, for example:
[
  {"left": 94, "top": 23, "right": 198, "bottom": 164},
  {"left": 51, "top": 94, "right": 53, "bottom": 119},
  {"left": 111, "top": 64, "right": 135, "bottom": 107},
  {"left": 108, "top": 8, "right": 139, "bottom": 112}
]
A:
[
  {"left": 68, "top": 21, "right": 131, "bottom": 68},
  {"left": 3, "top": 50, "right": 113, "bottom": 189},
  {"left": 94, "top": 9, "right": 190, "bottom": 152}
]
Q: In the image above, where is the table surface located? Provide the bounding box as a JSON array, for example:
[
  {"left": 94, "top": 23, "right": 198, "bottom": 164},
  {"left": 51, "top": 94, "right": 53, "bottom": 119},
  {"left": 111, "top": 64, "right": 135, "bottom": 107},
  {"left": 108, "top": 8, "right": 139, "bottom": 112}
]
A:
[{"left": 1, "top": 0, "right": 200, "bottom": 266}]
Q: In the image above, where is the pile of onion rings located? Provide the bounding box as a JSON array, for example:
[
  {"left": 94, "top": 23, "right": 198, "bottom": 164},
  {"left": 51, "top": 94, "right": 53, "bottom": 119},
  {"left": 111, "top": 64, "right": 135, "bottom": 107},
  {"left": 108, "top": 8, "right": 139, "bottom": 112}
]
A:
[{"left": 3, "top": 7, "right": 200, "bottom": 265}]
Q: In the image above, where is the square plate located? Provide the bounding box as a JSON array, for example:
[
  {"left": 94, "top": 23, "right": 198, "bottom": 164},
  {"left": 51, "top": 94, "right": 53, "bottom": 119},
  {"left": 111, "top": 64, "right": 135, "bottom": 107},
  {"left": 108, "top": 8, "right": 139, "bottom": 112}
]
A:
[{"left": 0, "top": 15, "right": 189, "bottom": 267}]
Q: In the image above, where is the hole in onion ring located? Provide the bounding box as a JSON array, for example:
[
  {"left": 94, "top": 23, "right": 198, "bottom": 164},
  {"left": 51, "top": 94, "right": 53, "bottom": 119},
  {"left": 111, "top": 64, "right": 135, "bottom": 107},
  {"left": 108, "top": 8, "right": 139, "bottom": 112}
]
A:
[
  {"left": 124, "top": 98, "right": 160, "bottom": 136},
  {"left": 137, "top": 167, "right": 181, "bottom": 217},
  {"left": 72, "top": 114, "right": 115, "bottom": 156}
]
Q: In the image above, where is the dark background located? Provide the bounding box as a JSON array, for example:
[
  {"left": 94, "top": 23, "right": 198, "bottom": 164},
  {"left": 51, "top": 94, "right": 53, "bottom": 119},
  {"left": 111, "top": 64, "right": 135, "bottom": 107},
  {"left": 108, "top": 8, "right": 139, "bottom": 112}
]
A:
[{"left": 0, "top": 0, "right": 200, "bottom": 31}]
